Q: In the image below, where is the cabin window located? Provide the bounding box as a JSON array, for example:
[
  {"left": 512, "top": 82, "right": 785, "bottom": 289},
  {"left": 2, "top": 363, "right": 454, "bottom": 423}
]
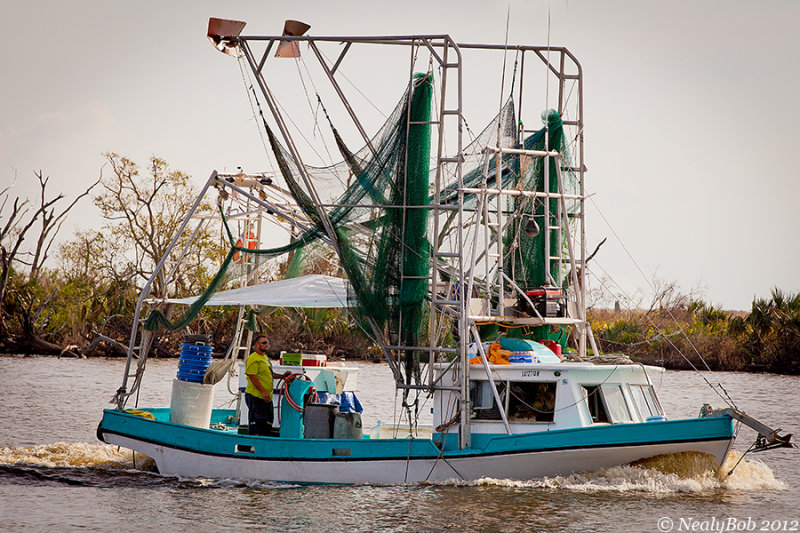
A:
[
  {"left": 581, "top": 385, "right": 609, "bottom": 423},
  {"left": 469, "top": 380, "right": 507, "bottom": 420},
  {"left": 600, "top": 384, "right": 633, "bottom": 423},
  {"left": 630, "top": 384, "right": 650, "bottom": 419},
  {"left": 640, "top": 384, "right": 663, "bottom": 416},
  {"left": 508, "top": 382, "right": 556, "bottom": 423},
  {"left": 630, "top": 384, "right": 664, "bottom": 419}
]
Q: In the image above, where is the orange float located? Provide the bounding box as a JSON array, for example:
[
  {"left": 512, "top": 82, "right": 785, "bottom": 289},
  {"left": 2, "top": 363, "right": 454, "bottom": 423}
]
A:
[{"left": 233, "top": 232, "right": 257, "bottom": 263}]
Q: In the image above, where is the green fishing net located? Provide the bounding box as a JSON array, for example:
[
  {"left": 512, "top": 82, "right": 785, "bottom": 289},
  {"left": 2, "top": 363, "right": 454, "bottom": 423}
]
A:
[{"left": 142, "top": 71, "right": 575, "bottom": 367}]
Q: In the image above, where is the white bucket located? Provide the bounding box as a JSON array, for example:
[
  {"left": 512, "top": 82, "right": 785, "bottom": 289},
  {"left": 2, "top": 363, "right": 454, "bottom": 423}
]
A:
[{"left": 169, "top": 379, "right": 214, "bottom": 428}]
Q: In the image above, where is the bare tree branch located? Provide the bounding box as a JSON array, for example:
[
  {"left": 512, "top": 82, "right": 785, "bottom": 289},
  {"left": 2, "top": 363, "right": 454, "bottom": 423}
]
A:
[
  {"left": 1, "top": 169, "right": 100, "bottom": 339},
  {"left": 29, "top": 170, "right": 101, "bottom": 278}
]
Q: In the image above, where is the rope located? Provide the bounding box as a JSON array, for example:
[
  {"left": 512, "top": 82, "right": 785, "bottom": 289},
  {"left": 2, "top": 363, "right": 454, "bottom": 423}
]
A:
[
  {"left": 509, "top": 51, "right": 519, "bottom": 101},
  {"left": 426, "top": 397, "right": 465, "bottom": 482},
  {"left": 315, "top": 48, "right": 388, "bottom": 119},
  {"left": 296, "top": 55, "right": 337, "bottom": 165},
  {"left": 238, "top": 56, "right": 278, "bottom": 177},
  {"left": 497, "top": 2, "right": 511, "bottom": 148},
  {"left": 600, "top": 330, "right": 683, "bottom": 347},
  {"left": 727, "top": 437, "right": 758, "bottom": 477},
  {"left": 586, "top": 197, "right": 737, "bottom": 409}
]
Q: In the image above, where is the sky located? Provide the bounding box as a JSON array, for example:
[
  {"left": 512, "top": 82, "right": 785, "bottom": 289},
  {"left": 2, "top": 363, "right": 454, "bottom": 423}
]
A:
[{"left": 1, "top": 0, "right": 798, "bottom": 310}]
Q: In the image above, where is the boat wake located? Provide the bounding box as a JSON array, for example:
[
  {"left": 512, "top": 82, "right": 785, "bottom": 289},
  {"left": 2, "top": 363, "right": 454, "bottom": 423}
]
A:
[
  {"left": 0, "top": 442, "right": 162, "bottom": 489},
  {"left": 437, "top": 451, "right": 786, "bottom": 493},
  {"left": 0, "top": 442, "right": 296, "bottom": 490},
  {"left": 0, "top": 442, "right": 148, "bottom": 469}
]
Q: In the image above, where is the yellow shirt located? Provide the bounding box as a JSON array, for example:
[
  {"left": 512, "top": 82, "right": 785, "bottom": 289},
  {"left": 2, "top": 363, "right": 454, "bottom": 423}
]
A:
[{"left": 244, "top": 351, "right": 273, "bottom": 400}]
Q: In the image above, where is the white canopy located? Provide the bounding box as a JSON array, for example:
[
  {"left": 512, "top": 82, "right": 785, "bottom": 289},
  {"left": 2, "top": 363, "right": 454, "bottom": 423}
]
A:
[{"left": 168, "top": 274, "right": 351, "bottom": 308}]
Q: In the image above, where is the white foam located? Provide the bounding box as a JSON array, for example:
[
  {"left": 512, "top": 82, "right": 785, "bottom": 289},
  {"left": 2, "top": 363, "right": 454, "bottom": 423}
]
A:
[
  {"left": 0, "top": 442, "right": 140, "bottom": 469},
  {"left": 427, "top": 451, "right": 786, "bottom": 493},
  {"left": 719, "top": 451, "right": 787, "bottom": 491}
]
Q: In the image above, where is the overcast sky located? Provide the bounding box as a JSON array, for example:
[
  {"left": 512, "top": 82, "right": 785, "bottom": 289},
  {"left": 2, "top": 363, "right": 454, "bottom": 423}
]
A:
[{"left": 1, "top": 0, "right": 798, "bottom": 310}]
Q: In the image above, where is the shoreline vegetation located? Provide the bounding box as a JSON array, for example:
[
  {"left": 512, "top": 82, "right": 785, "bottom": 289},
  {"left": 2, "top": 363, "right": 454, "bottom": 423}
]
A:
[
  {"left": 2, "top": 289, "right": 798, "bottom": 376},
  {"left": 589, "top": 290, "right": 800, "bottom": 375},
  {"left": 2, "top": 156, "right": 797, "bottom": 374}
]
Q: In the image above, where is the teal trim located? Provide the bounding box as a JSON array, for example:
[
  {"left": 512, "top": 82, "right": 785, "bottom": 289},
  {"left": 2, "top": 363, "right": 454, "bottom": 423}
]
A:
[
  {"left": 101, "top": 409, "right": 441, "bottom": 460},
  {"left": 100, "top": 409, "right": 733, "bottom": 462},
  {"left": 436, "top": 416, "right": 734, "bottom": 453}
]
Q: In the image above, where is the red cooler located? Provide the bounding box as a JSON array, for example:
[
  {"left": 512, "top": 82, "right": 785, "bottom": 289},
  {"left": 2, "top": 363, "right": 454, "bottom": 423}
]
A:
[{"left": 301, "top": 354, "right": 327, "bottom": 367}]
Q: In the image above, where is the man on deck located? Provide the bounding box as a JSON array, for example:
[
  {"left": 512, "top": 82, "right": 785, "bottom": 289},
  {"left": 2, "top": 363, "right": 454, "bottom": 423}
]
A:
[{"left": 244, "top": 334, "right": 289, "bottom": 436}]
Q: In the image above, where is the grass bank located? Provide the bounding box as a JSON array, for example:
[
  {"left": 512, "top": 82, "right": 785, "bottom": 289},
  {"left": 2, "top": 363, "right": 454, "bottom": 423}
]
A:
[{"left": 588, "top": 289, "right": 800, "bottom": 375}]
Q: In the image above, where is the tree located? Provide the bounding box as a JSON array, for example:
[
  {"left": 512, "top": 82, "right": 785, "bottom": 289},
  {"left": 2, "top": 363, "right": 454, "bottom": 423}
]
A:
[
  {"left": 56, "top": 229, "right": 138, "bottom": 347},
  {"left": 0, "top": 170, "right": 99, "bottom": 346},
  {"left": 0, "top": 170, "right": 100, "bottom": 338},
  {"left": 91, "top": 153, "right": 224, "bottom": 299},
  {"left": 743, "top": 288, "right": 800, "bottom": 374},
  {"left": 50, "top": 154, "right": 228, "bottom": 356}
]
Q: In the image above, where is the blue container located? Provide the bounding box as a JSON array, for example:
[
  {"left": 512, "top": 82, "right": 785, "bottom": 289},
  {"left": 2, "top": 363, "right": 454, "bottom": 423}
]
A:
[
  {"left": 509, "top": 354, "right": 534, "bottom": 363},
  {"left": 177, "top": 342, "right": 213, "bottom": 383}
]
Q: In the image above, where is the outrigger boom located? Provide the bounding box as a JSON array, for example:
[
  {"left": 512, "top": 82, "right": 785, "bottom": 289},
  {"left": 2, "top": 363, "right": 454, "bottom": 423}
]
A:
[{"left": 701, "top": 405, "right": 794, "bottom": 452}]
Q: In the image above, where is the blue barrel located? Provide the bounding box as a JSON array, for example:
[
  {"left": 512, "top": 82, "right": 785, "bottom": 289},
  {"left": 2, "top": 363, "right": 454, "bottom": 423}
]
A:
[{"left": 177, "top": 342, "right": 213, "bottom": 383}]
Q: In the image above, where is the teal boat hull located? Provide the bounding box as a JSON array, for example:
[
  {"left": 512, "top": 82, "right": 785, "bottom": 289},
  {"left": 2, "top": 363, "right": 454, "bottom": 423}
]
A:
[{"left": 98, "top": 408, "right": 734, "bottom": 484}]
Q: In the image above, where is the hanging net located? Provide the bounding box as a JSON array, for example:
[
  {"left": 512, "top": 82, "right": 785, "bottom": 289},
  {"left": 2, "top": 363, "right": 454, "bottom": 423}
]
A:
[
  {"left": 143, "top": 73, "right": 435, "bottom": 386},
  {"left": 141, "top": 70, "right": 574, "bottom": 377},
  {"left": 502, "top": 109, "right": 578, "bottom": 290},
  {"left": 266, "top": 73, "right": 433, "bottom": 382}
]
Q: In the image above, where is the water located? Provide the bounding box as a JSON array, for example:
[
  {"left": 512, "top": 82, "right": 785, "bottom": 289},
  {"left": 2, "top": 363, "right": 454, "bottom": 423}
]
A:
[{"left": 1, "top": 356, "right": 797, "bottom": 532}]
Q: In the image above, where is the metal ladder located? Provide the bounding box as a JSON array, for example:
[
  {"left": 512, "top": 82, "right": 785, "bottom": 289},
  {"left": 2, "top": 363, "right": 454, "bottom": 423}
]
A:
[{"left": 426, "top": 37, "right": 464, "bottom": 376}]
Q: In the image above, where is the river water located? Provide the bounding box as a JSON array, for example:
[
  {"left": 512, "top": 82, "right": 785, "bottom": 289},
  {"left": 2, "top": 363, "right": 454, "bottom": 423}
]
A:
[{"left": 1, "top": 356, "right": 797, "bottom": 532}]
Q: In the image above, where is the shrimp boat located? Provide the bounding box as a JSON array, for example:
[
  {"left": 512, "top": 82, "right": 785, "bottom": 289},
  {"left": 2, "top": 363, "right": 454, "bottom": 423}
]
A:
[{"left": 97, "top": 18, "right": 792, "bottom": 484}]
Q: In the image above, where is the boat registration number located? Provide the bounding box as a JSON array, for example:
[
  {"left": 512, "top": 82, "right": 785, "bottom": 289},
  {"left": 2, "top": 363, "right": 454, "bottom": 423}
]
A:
[{"left": 521, "top": 370, "right": 540, "bottom": 377}]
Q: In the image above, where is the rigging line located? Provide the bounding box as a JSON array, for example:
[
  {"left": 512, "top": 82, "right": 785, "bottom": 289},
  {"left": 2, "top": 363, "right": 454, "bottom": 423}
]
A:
[
  {"left": 316, "top": 47, "right": 388, "bottom": 119},
  {"left": 544, "top": 1, "right": 552, "bottom": 119},
  {"left": 584, "top": 260, "right": 736, "bottom": 409},
  {"left": 587, "top": 196, "right": 717, "bottom": 373},
  {"left": 509, "top": 50, "right": 519, "bottom": 100},
  {"left": 243, "top": 58, "right": 341, "bottom": 179},
  {"left": 270, "top": 95, "right": 338, "bottom": 174},
  {"left": 727, "top": 439, "right": 758, "bottom": 477},
  {"left": 294, "top": 56, "right": 337, "bottom": 166},
  {"left": 426, "top": 423, "right": 453, "bottom": 479},
  {"left": 497, "top": 1, "right": 512, "bottom": 148},
  {"left": 716, "top": 382, "right": 738, "bottom": 411},
  {"left": 426, "top": 398, "right": 465, "bottom": 481},
  {"left": 601, "top": 330, "right": 683, "bottom": 347},
  {"left": 238, "top": 57, "right": 278, "bottom": 177},
  {"left": 584, "top": 263, "right": 686, "bottom": 358}
]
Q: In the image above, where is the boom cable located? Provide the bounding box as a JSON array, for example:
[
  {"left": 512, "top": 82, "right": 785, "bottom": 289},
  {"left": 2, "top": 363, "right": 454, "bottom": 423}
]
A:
[{"left": 586, "top": 197, "right": 737, "bottom": 409}]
